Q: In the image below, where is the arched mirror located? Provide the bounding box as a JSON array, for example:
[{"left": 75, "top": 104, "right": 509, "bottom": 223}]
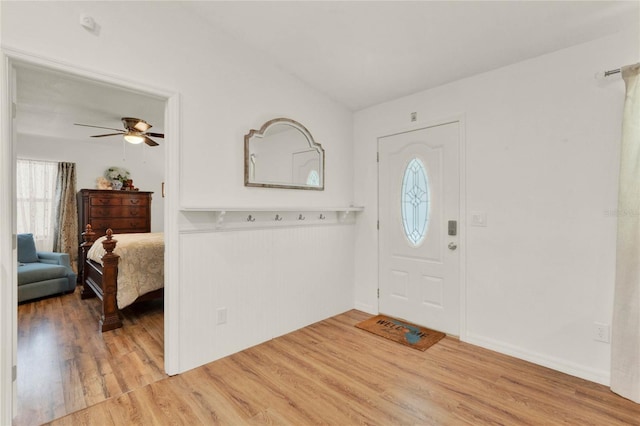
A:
[{"left": 244, "top": 118, "right": 324, "bottom": 190}]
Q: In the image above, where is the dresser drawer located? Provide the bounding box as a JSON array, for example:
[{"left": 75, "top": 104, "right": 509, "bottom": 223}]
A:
[
  {"left": 90, "top": 218, "right": 149, "bottom": 234},
  {"left": 89, "top": 206, "right": 148, "bottom": 218},
  {"left": 122, "top": 196, "right": 149, "bottom": 206},
  {"left": 91, "top": 197, "right": 122, "bottom": 206},
  {"left": 90, "top": 194, "right": 150, "bottom": 207}
]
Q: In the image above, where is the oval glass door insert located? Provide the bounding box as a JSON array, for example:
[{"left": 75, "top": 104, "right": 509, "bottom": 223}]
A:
[{"left": 401, "top": 157, "right": 430, "bottom": 246}]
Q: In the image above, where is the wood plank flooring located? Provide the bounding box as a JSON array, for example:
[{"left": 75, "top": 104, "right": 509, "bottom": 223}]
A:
[
  {"left": 33, "top": 308, "right": 639, "bottom": 425},
  {"left": 15, "top": 287, "right": 165, "bottom": 426}
]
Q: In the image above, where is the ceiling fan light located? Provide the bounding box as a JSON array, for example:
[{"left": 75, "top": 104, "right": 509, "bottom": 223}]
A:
[
  {"left": 122, "top": 117, "right": 151, "bottom": 132},
  {"left": 133, "top": 120, "right": 151, "bottom": 132},
  {"left": 124, "top": 134, "right": 145, "bottom": 144}
]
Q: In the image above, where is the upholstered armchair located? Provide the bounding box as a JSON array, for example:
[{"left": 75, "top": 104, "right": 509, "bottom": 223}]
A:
[{"left": 17, "top": 233, "right": 76, "bottom": 303}]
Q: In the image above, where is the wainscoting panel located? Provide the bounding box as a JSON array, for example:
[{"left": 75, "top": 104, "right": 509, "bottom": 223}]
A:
[{"left": 178, "top": 224, "right": 355, "bottom": 372}]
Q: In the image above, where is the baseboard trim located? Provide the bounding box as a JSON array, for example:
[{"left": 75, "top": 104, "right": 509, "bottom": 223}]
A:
[
  {"left": 464, "top": 333, "right": 610, "bottom": 386},
  {"left": 354, "top": 301, "right": 376, "bottom": 315}
]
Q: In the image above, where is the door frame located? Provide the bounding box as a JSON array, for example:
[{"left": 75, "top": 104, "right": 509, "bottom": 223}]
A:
[
  {"left": 0, "top": 47, "right": 182, "bottom": 422},
  {"left": 377, "top": 115, "right": 467, "bottom": 338}
]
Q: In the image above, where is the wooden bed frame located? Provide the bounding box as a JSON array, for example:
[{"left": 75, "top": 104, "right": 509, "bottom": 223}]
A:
[{"left": 79, "top": 224, "right": 163, "bottom": 332}]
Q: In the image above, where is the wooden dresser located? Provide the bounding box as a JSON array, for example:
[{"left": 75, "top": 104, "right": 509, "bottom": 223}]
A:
[
  {"left": 78, "top": 189, "right": 153, "bottom": 236},
  {"left": 77, "top": 189, "right": 153, "bottom": 278}
]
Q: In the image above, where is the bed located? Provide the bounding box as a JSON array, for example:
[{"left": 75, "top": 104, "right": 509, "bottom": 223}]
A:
[{"left": 79, "top": 224, "right": 164, "bottom": 332}]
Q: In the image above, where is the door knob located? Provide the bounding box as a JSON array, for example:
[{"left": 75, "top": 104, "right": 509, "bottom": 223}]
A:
[{"left": 448, "top": 242, "right": 457, "bottom": 250}]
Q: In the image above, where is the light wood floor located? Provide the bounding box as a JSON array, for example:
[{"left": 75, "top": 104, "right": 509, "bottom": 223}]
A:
[
  {"left": 15, "top": 287, "right": 165, "bottom": 426},
  {"left": 20, "top": 302, "right": 636, "bottom": 425}
]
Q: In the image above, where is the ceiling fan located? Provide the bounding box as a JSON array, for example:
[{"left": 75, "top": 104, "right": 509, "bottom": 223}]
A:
[{"left": 74, "top": 117, "right": 163, "bottom": 146}]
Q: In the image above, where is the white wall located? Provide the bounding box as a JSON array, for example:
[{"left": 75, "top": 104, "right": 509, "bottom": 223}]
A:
[
  {"left": 2, "top": 0, "right": 355, "bottom": 379},
  {"left": 17, "top": 133, "right": 165, "bottom": 232},
  {"left": 179, "top": 221, "right": 355, "bottom": 368},
  {"left": 1, "top": 1, "right": 354, "bottom": 208},
  {"left": 353, "top": 28, "right": 638, "bottom": 384}
]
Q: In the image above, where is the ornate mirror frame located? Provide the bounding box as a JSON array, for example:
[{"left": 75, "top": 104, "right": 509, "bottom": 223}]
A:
[{"left": 244, "top": 117, "right": 325, "bottom": 190}]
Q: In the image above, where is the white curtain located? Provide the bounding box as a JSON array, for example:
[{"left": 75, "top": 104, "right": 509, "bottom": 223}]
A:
[
  {"left": 612, "top": 63, "right": 640, "bottom": 403},
  {"left": 16, "top": 159, "right": 57, "bottom": 251}
]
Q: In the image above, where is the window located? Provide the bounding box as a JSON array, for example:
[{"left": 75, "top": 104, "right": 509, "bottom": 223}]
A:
[
  {"left": 16, "top": 159, "right": 57, "bottom": 251},
  {"left": 401, "top": 157, "right": 430, "bottom": 246}
]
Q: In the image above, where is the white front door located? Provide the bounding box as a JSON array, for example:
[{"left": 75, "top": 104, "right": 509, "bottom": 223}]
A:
[{"left": 378, "top": 121, "right": 460, "bottom": 335}]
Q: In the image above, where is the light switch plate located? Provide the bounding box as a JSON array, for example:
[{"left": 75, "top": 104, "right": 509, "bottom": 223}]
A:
[{"left": 471, "top": 211, "right": 487, "bottom": 227}]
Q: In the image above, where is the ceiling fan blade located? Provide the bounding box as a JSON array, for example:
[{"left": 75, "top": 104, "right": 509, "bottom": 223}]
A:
[
  {"left": 90, "top": 133, "right": 125, "bottom": 138},
  {"left": 145, "top": 132, "right": 164, "bottom": 138},
  {"left": 74, "top": 123, "right": 124, "bottom": 132},
  {"left": 144, "top": 136, "right": 159, "bottom": 147}
]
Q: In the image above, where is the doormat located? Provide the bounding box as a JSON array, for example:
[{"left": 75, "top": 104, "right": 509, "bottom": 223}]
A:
[{"left": 355, "top": 315, "right": 446, "bottom": 351}]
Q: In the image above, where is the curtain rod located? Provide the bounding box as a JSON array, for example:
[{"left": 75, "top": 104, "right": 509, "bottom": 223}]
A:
[
  {"left": 595, "top": 67, "right": 622, "bottom": 80},
  {"left": 16, "top": 157, "right": 58, "bottom": 164}
]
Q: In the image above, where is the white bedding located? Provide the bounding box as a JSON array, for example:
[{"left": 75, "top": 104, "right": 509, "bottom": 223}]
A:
[{"left": 86, "top": 232, "right": 164, "bottom": 309}]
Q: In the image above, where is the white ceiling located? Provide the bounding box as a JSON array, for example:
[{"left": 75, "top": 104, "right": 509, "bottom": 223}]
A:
[
  {"left": 15, "top": 64, "right": 166, "bottom": 143},
  {"left": 15, "top": 1, "right": 638, "bottom": 141},
  {"left": 190, "top": 1, "right": 638, "bottom": 110}
]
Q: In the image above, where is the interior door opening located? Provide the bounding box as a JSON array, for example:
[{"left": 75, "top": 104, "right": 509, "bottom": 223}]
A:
[{"left": 6, "top": 56, "right": 173, "bottom": 424}]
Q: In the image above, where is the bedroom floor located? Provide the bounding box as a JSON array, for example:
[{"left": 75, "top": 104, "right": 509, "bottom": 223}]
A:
[
  {"left": 15, "top": 286, "right": 165, "bottom": 426},
  {"left": 26, "top": 308, "right": 640, "bottom": 425}
]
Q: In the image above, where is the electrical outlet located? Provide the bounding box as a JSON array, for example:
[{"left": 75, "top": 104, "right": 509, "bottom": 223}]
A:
[
  {"left": 410, "top": 112, "right": 417, "bottom": 122},
  {"left": 217, "top": 307, "right": 227, "bottom": 325},
  {"left": 593, "top": 322, "right": 610, "bottom": 343}
]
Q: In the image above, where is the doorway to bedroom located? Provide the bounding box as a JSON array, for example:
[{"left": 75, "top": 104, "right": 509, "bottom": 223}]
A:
[{"left": 8, "top": 59, "right": 173, "bottom": 425}]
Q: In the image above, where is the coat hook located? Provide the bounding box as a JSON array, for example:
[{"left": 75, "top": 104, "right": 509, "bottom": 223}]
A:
[
  {"left": 298, "top": 214, "right": 305, "bottom": 220},
  {"left": 247, "top": 214, "right": 256, "bottom": 222},
  {"left": 275, "top": 214, "right": 283, "bottom": 221},
  {"left": 319, "top": 213, "right": 326, "bottom": 220}
]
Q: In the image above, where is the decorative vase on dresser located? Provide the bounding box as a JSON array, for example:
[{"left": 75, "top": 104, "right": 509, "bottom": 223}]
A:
[{"left": 76, "top": 189, "right": 153, "bottom": 280}]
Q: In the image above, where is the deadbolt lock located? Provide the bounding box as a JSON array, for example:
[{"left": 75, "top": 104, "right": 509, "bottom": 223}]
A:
[{"left": 448, "top": 220, "right": 457, "bottom": 236}]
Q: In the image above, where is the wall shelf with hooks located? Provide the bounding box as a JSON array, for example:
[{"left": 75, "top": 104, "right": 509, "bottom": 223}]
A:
[{"left": 179, "top": 206, "right": 363, "bottom": 232}]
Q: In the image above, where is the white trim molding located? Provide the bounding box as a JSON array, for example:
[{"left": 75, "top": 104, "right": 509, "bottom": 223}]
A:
[
  {"left": 0, "top": 48, "right": 17, "bottom": 426},
  {"left": 465, "top": 332, "right": 610, "bottom": 386}
]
